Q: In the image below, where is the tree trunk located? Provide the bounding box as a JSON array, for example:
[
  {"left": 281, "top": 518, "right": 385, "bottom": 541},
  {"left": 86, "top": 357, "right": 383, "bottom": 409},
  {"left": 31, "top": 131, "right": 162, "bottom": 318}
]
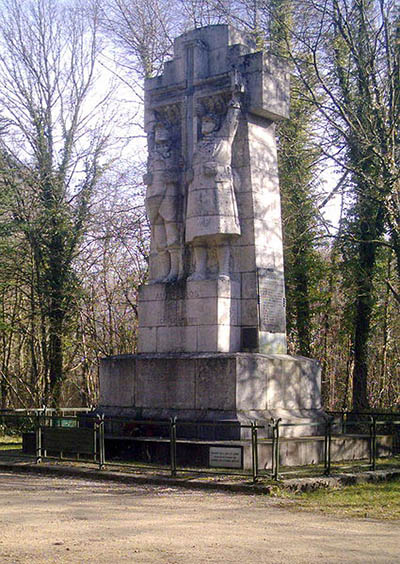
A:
[
  {"left": 49, "top": 311, "right": 64, "bottom": 407},
  {"left": 293, "top": 255, "right": 311, "bottom": 357},
  {"left": 352, "top": 219, "right": 377, "bottom": 411}
]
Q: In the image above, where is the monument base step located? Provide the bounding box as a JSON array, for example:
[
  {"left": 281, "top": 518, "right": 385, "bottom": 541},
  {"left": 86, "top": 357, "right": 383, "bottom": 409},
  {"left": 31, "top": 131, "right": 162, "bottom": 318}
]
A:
[
  {"left": 99, "top": 352, "right": 323, "bottom": 438},
  {"left": 103, "top": 434, "right": 393, "bottom": 471}
]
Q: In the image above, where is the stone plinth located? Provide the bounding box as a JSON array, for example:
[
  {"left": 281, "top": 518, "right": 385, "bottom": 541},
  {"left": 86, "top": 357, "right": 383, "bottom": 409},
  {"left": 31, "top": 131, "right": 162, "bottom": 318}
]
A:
[
  {"left": 138, "top": 279, "right": 240, "bottom": 353},
  {"left": 99, "top": 352, "right": 322, "bottom": 438}
]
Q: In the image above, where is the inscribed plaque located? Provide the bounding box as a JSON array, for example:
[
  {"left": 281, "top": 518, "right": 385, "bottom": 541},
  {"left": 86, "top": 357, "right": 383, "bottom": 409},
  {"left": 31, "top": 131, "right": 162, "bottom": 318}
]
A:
[
  {"left": 257, "top": 268, "right": 286, "bottom": 333},
  {"left": 209, "top": 446, "right": 242, "bottom": 469}
]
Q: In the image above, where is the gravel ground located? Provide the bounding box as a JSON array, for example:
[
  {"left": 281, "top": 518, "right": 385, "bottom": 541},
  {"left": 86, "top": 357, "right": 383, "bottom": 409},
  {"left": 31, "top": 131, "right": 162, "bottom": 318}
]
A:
[{"left": 0, "top": 471, "right": 399, "bottom": 564}]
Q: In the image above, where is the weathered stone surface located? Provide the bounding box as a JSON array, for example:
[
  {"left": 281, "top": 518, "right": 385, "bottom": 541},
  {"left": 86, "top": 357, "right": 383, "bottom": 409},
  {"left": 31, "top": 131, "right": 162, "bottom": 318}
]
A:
[
  {"left": 136, "top": 358, "right": 196, "bottom": 409},
  {"left": 99, "top": 352, "right": 322, "bottom": 436},
  {"left": 195, "top": 357, "right": 237, "bottom": 410},
  {"left": 137, "top": 327, "right": 157, "bottom": 354},
  {"left": 99, "top": 356, "right": 136, "bottom": 407},
  {"left": 138, "top": 279, "right": 241, "bottom": 353},
  {"left": 100, "top": 26, "right": 323, "bottom": 443},
  {"left": 138, "top": 24, "right": 290, "bottom": 355}
]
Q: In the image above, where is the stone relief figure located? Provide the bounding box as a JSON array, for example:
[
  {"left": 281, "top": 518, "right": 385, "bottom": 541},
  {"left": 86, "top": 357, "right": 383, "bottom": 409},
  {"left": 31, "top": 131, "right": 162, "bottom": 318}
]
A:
[
  {"left": 144, "top": 114, "right": 183, "bottom": 283},
  {"left": 185, "top": 90, "right": 242, "bottom": 281}
]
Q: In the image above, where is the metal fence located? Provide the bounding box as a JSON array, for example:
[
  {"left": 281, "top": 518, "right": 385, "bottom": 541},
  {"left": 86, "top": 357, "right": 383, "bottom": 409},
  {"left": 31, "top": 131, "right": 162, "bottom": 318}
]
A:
[
  {"left": 99, "top": 416, "right": 262, "bottom": 481},
  {"left": 0, "top": 409, "right": 399, "bottom": 482}
]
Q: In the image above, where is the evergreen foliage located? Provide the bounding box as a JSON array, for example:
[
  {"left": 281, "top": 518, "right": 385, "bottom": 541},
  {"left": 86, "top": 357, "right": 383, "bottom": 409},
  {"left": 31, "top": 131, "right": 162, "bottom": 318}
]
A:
[{"left": 0, "top": 0, "right": 398, "bottom": 410}]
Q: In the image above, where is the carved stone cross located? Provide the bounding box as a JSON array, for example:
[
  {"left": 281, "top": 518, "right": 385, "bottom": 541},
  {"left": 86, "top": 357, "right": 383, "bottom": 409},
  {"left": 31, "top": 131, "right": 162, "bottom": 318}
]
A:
[{"left": 139, "top": 25, "right": 290, "bottom": 355}]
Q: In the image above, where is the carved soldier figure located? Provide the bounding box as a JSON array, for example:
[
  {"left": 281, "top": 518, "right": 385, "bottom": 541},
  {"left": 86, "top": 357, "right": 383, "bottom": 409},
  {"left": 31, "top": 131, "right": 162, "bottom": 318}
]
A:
[
  {"left": 144, "top": 119, "right": 182, "bottom": 283},
  {"left": 185, "top": 91, "right": 242, "bottom": 280}
]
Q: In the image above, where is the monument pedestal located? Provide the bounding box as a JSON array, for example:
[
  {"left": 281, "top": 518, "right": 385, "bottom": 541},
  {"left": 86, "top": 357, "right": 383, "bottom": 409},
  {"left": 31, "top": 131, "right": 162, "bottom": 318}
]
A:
[
  {"left": 99, "top": 352, "right": 322, "bottom": 438},
  {"left": 138, "top": 280, "right": 241, "bottom": 353},
  {"left": 99, "top": 25, "right": 324, "bottom": 456}
]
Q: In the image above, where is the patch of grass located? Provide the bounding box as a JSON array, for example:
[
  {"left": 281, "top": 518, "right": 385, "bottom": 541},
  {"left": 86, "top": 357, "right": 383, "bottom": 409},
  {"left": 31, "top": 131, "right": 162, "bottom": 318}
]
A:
[
  {"left": 264, "top": 455, "right": 400, "bottom": 481},
  {"left": 292, "top": 481, "right": 400, "bottom": 520}
]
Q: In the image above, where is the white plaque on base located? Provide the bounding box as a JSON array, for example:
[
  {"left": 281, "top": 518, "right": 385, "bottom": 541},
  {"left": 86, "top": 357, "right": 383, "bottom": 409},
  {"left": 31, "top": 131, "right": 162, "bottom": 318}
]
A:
[{"left": 209, "top": 446, "right": 242, "bottom": 468}]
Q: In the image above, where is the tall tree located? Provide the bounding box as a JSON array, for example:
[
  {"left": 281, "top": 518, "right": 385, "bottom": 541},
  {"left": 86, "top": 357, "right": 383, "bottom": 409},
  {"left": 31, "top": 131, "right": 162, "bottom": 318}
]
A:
[
  {"left": 0, "top": 0, "right": 116, "bottom": 405},
  {"left": 280, "top": 0, "right": 400, "bottom": 409},
  {"left": 100, "top": 0, "right": 178, "bottom": 79},
  {"left": 268, "top": 0, "right": 325, "bottom": 357}
]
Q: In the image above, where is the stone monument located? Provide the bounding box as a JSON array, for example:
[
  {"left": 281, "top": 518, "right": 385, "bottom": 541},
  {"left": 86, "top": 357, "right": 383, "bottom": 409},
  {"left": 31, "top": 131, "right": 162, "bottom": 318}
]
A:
[{"left": 99, "top": 25, "right": 322, "bottom": 437}]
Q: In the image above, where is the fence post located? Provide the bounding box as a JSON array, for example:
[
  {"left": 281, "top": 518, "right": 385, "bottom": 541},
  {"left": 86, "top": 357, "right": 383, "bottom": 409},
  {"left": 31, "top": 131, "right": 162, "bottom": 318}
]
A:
[
  {"left": 35, "top": 414, "right": 42, "bottom": 464},
  {"left": 370, "top": 415, "right": 377, "bottom": 471},
  {"left": 342, "top": 412, "right": 347, "bottom": 434},
  {"left": 324, "top": 419, "right": 332, "bottom": 476},
  {"left": 42, "top": 405, "right": 47, "bottom": 428},
  {"left": 270, "top": 419, "right": 275, "bottom": 479},
  {"left": 98, "top": 414, "right": 105, "bottom": 470},
  {"left": 170, "top": 417, "right": 177, "bottom": 477},
  {"left": 273, "top": 419, "right": 281, "bottom": 481},
  {"left": 251, "top": 422, "right": 258, "bottom": 483}
]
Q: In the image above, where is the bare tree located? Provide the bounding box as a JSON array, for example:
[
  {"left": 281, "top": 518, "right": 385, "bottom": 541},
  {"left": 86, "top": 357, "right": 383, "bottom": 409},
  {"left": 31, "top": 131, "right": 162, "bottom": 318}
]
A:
[
  {"left": 273, "top": 0, "right": 400, "bottom": 409},
  {"left": 0, "top": 0, "right": 119, "bottom": 405},
  {"left": 72, "top": 164, "right": 149, "bottom": 405},
  {"left": 99, "top": 0, "right": 180, "bottom": 79}
]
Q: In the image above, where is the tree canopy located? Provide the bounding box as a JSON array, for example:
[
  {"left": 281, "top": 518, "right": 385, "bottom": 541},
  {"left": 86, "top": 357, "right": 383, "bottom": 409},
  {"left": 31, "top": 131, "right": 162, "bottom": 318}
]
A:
[{"left": 0, "top": 0, "right": 398, "bottom": 410}]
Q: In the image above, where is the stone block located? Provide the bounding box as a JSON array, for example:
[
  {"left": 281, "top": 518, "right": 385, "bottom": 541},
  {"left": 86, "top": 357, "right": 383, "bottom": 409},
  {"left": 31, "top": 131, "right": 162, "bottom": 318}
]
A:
[
  {"left": 157, "top": 326, "right": 185, "bottom": 353},
  {"left": 163, "top": 56, "right": 185, "bottom": 84},
  {"left": 208, "top": 47, "right": 230, "bottom": 75},
  {"left": 186, "top": 279, "right": 240, "bottom": 299},
  {"left": 217, "top": 325, "right": 234, "bottom": 352},
  {"left": 265, "top": 355, "right": 321, "bottom": 410},
  {"left": 245, "top": 51, "right": 290, "bottom": 120},
  {"left": 232, "top": 245, "right": 257, "bottom": 273},
  {"left": 259, "top": 332, "right": 287, "bottom": 355},
  {"left": 252, "top": 167, "right": 280, "bottom": 195},
  {"left": 247, "top": 117, "right": 277, "bottom": 154},
  {"left": 229, "top": 326, "right": 241, "bottom": 352},
  {"left": 99, "top": 353, "right": 322, "bottom": 431},
  {"left": 195, "top": 325, "right": 238, "bottom": 352},
  {"left": 136, "top": 358, "right": 196, "bottom": 409},
  {"left": 254, "top": 247, "right": 283, "bottom": 271},
  {"left": 173, "top": 26, "right": 255, "bottom": 74},
  {"left": 253, "top": 220, "right": 282, "bottom": 251},
  {"left": 139, "top": 284, "right": 165, "bottom": 302},
  {"left": 99, "top": 356, "right": 136, "bottom": 407},
  {"left": 186, "top": 297, "right": 217, "bottom": 325},
  {"left": 241, "top": 298, "right": 258, "bottom": 326},
  {"left": 241, "top": 272, "right": 257, "bottom": 299},
  {"left": 235, "top": 218, "right": 255, "bottom": 247},
  {"left": 197, "top": 326, "right": 217, "bottom": 352},
  {"left": 138, "top": 327, "right": 157, "bottom": 353},
  {"left": 138, "top": 300, "right": 164, "bottom": 327},
  {"left": 236, "top": 190, "right": 254, "bottom": 220},
  {"left": 218, "top": 297, "right": 239, "bottom": 325},
  {"left": 195, "top": 356, "right": 236, "bottom": 410},
  {"left": 163, "top": 296, "right": 186, "bottom": 326},
  {"left": 233, "top": 133, "right": 250, "bottom": 168},
  {"left": 254, "top": 196, "right": 282, "bottom": 220},
  {"left": 184, "top": 326, "right": 198, "bottom": 352},
  {"left": 236, "top": 356, "right": 268, "bottom": 410}
]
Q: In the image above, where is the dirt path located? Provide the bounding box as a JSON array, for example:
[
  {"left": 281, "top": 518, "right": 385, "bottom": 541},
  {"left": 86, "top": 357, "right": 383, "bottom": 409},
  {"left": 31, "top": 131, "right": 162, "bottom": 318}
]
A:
[{"left": 0, "top": 471, "right": 399, "bottom": 564}]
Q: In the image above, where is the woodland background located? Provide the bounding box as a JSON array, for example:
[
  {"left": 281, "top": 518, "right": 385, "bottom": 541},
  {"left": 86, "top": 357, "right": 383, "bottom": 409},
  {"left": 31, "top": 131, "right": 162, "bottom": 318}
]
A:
[{"left": 0, "top": 0, "right": 398, "bottom": 411}]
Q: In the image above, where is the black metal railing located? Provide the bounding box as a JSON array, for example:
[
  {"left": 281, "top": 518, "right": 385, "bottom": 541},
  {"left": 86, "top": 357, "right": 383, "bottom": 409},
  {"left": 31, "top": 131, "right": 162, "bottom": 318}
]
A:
[
  {"left": 100, "top": 416, "right": 264, "bottom": 482},
  {"left": 0, "top": 409, "right": 399, "bottom": 482}
]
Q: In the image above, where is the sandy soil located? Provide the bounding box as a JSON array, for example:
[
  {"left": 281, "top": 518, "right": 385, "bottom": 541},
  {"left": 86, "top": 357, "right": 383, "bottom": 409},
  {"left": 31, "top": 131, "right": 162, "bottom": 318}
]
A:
[{"left": 0, "top": 471, "right": 399, "bottom": 564}]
